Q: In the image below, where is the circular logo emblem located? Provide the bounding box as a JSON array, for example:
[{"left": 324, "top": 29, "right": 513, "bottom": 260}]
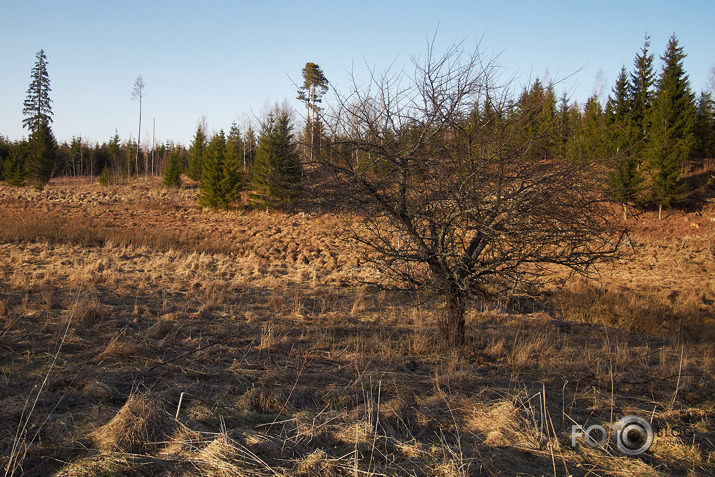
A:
[{"left": 614, "top": 415, "right": 653, "bottom": 456}]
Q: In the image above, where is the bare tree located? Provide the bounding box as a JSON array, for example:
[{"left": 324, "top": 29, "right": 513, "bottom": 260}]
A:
[
  {"left": 132, "top": 75, "right": 146, "bottom": 180},
  {"left": 315, "top": 40, "right": 626, "bottom": 347}
]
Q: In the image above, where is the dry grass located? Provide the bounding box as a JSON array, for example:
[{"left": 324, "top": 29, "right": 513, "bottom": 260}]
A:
[
  {"left": 0, "top": 177, "right": 713, "bottom": 476},
  {"left": 91, "top": 391, "right": 176, "bottom": 453}
]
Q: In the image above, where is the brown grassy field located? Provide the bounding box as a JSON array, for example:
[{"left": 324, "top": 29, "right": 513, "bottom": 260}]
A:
[{"left": 0, "top": 177, "right": 713, "bottom": 476}]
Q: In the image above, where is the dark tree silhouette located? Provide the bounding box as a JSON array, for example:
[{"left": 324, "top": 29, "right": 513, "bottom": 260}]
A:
[{"left": 316, "top": 40, "right": 626, "bottom": 347}]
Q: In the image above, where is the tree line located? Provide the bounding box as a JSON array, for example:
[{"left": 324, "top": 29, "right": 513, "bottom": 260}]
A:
[
  {"left": 2, "top": 37, "right": 714, "bottom": 346},
  {"left": 2, "top": 36, "right": 712, "bottom": 215}
]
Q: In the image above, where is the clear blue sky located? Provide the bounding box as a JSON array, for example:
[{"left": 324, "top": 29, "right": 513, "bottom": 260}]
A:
[{"left": 2, "top": 0, "right": 713, "bottom": 146}]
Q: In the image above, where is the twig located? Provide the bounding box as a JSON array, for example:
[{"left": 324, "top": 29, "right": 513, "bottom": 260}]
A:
[
  {"left": 669, "top": 344, "right": 685, "bottom": 410},
  {"left": 144, "top": 325, "right": 250, "bottom": 373},
  {"left": 175, "top": 391, "right": 185, "bottom": 420}
]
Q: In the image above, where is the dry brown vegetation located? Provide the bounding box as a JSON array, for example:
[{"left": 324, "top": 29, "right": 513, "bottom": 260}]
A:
[{"left": 0, "top": 177, "right": 713, "bottom": 476}]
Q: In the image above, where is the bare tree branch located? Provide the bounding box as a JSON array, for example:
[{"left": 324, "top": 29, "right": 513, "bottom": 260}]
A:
[{"left": 311, "top": 40, "right": 625, "bottom": 346}]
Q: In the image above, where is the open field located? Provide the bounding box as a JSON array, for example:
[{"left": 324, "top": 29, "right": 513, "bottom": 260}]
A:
[{"left": 0, "top": 177, "right": 713, "bottom": 476}]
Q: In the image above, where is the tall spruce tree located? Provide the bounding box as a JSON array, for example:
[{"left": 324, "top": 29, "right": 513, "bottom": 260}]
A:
[
  {"left": 23, "top": 50, "right": 53, "bottom": 132},
  {"left": 187, "top": 121, "right": 207, "bottom": 181},
  {"left": 227, "top": 121, "right": 245, "bottom": 174},
  {"left": 578, "top": 95, "right": 607, "bottom": 163},
  {"left": 250, "top": 110, "right": 301, "bottom": 209},
  {"left": 647, "top": 34, "right": 696, "bottom": 219},
  {"left": 607, "top": 67, "right": 643, "bottom": 217},
  {"left": 516, "top": 79, "right": 557, "bottom": 159},
  {"left": 199, "top": 131, "right": 228, "bottom": 209},
  {"left": 221, "top": 125, "right": 244, "bottom": 206},
  {"left": 630, "top": 35, "right": 656, "bottom": 167},
  {"left": 22, "top": 49, "right": 57, "bottom": 188},
  {"left": 606, "top": 67, "right": 633, "bottom": 155}
]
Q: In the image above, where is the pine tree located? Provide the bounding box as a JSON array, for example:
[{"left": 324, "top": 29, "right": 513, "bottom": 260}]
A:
[
  {"left": 250, "top": 111, "right": 301, "bottom": 209},
  {"left": 163, "top": 149, "right": 182, "bottom": 188},
  {"left": 647, "top": 35, "right": 696, "bottom": 219},
  {"left": 297, "top": 63, "right": 329, "bottom": 163},
  {"left": 199, "top": 131, "right": 228, "bottom": 209}
]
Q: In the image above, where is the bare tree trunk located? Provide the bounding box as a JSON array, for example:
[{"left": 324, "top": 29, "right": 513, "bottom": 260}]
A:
[
  {"left": 441, "top": 289, "right": 466, "bottom": 347},
  {"left": 152, "top": 118, "right": 155, "bottom": 176},
  {"left": 137, "top": 109, "right": 141, "bottom": 180}
]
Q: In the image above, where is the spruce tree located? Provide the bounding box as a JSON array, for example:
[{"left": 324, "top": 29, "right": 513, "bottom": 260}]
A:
[
  {"left": 98, "top": 164, "right": 111, "bottom": 186},
  {"left": 243, "top": 125, "right": 257, "bottom": 177},
  {"left": 578, "top": 95, "right": 607, "bottom": 163},
  {"left": 23, "top": 50, "right": 53, "bottom": 132},
  {"left": 250, "top": 111, "right": 301, "bottom": 209},
  {"left": 187, "top": 123, "right": 207, "bottom": 181},
  {"left": 561, "top": 100, "right": 583, "bottom": 163},
  {"left": 607, "top": 67, "right": 643, "bottom": 217},
  {"left": 629, "top": 35, "right": 655, "bottom": 167},
  {"left": 516, "top": 79, "right": 556, "bottom": 159},
  {"left": 4, "top": 141, "right": 29, "bottom": 186},
  {"left": 227, "top": 121, "right": 245, "bottom": 173},
  {"left": 22, "top": 49, "right": 57, "bottom": 188},
  {"left": 0, "top": 135, "right": 10, "bottom": 181},
  {"left": 199, "top": 131, "right": 228, "bottom": 210},
  {"left": 606, "top": 67, "right": 633, "bottom": 155},
  {"left": 693, "top": 92, "right": 715, "bottom": 163},
  {"left": 221, "top": 125, "right": 244, "bottom": 206},
  {"left": 647, "top": 35, "right": 696, "bottom": 219},
  {"left": 27, "top": 122, "right": 57, "bottom": 188},
  {"left": 163, "top": 150, "right": 182, "bottom": 188},
  {"left": 554, "top": 93, "right": 575, "bottom": 160}
]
